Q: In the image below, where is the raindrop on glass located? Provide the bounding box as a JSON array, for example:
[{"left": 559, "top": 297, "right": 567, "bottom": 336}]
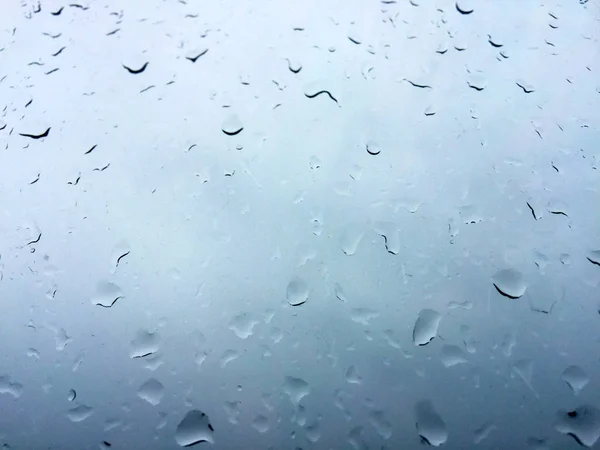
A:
[
  {"left": 562, "top": 365, "right": 589, "bottom": 395},
  {"left": 286, "top": 277, "right": 309, "bottom": 306},
  {"left": 175, "top": 410, "right": 215, "bottom": 446},
  {"left": 415, "top": 400, "right": 448, "bottom": 446},
  {"left": 137, "top": 378, "right": 164, "bottom": 406},
  {"left": 67, "top": 404, "right": 94, "bottom": 423},
  {"left": 413, "top": 309, "right": 442, "bottom": 346},
  {"left": 221, "top": 114, "right": 243, "bottom": 136},
  {"left": 555, "top": 405, "right": 600, "bottom": 447},
  {"left": 492, "top": 269, "right": 527, "bottom": 299}
]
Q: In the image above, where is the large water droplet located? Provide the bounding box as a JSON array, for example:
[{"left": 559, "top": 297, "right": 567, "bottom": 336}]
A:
[
  {"left": 415, "top": 401, "right": 448, "bottom": 446},
  {"left": 555, "top": 405, "right": 600, "bottom": 447},
  {"left": 130, "top": 329, "right": 160, "bottom": 359},
  {"left": 492, "top": 269, "right": 527, "bottom": 299},
  {"left": 221, "top": 114, "right": 243, "bottom": 136},
  {"left": 283, "top": 376, "right": 309, "bottom": 406},
  {"left": 67, "top": 404, "right": 94, "bottom": 422},
  {"left": 369, "top": 410, "right": 392, "bottom": 439},
  {"left": 562, "top": 365, "right": 589, "bottom": 395},
  {"left": 92, "top": 281, "right": 124, "bottom": 307},
  {"left": 413, "top": 309, "right": 442, "bottom": 346},
  {"left": 137, "top": 378, "right": 164, "bottom": 406},
  {"left": 286, "top": 277, "right": 308, "bottom": 306},
  {"left": 175, "top": 410, "right": 215, "bottom": 446},
  {"left": 440, "top": 345, "right": 468, "bottom": 367},
  {"left": 228, "top": 313, "right": 259, "bottom": 339},
  {"left": 0, "top": 376, "right": 23, "bottom": 398}
]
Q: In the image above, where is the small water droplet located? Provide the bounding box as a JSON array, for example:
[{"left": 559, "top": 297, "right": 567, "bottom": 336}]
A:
[
  {"left": 221, "top": 114, "right": 243, "bottom": 136},
  {"left": 224, "top": 400, "right": 241, "bottom": 424},
  {"left": 366, "top": 140, "right": 381, "bottom": 155},
  {"left": 110, "top": 241, "right": 131, "bottom": 273},
  {"left": 67, "top": 404, "right": 94, "bottom": 422},
  {"left": 175, "top": 410, "right": 215, "bottom": 446},
  {"left": 467, "top": 73, "right": 487, "bottom": 91},
  {"left": 309, "top": 155, "right": 321, "bottom": 170},
  {"left": 283, "top": 376, "right": 310, "bottom": 405},
  {"left": 348, "top": 29, "right": 362, "bottom": 45},
  {"left": 513, "top": 359, "right": 538, "bottom": 397},
  {"left": 415, "top": 400, "right": 448, "bottom": 446},
  {"left": 424, "top": 105, "right": 436, "bottom": 116},
  {"left": 555, "top": 405, "right": 600, "bottom": 447},
  {"left": 440, "top": 345, "right": 468, "bottom": 367},
  {"left": 374, "top": 222, "right": 400, "bottom": 255},
  {"left": 413, "top": 309, "right": 442, "bottom": 346},
  {"left": 350, "top": 308, "right": 379, "bottom": 325},
  {"left": 68, "top": 388, "right": 76, "bottom": 402},
  {"left": 220, "top": 349, "right": 240, "bottom": 367},
  {"left": 341, "top": 225, "right": 364, "bottom": 256},
  {"left": 562, "top": 365, "right": 589, "bottom": 395},
  {"left": 334, "top": 283, "right": 348, "bottom": 302},
  {"left": 473, "top": 421, "right": 496, "bottom": 444},
  {"left": 27, "top": 348, "right": 40, "bottom": 359},
  {"left": 516, "top": 79, "right": 535, "bottom": 93},
  {"left": 345, "top": 365, "right": 362, "bottom": 384},
  {"left": 448, "top": 300, "right": 472, "bottom": 310},
  {"left": 286, "top": 277, "right": 309, "bottom": 306},
  {"left": 137, "top": 378, "right": 164, "bottom": 406},
  {"left": 252, "top": 415, "right": 269, "bottom": 433},
  {"left": 526, "top": 437, "right": 549, "bottom": 450},
  {"left": 492, "top": 269, "right": 527, "bottom": 299},
  {"left": 587, "top": 250, "right": 600, "bottom": 266}
]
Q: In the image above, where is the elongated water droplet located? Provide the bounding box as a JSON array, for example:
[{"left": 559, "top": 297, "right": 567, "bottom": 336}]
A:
[
  {"left": 555, "top": 405, "right": 600, "bottom": 447},
  {"left": 492, "top": 269, "right": 527, "bottom": 299},
  {"left": 415, "top": 401, "right": 447, "bottom": 446},
  {"left": 341, "top": 225, "right": 364, "bottom": 256},
  {"left": 513, "top": 359, "right": 537, "bottom": 397},
  {"left": 587, "top": 250, "right": 600, "bottom": 266},
  {"left": 286, "top": 277, "right": 308, "bottom": 306},
  {"left": 474, "top": 421, "right": 496, "bottom": 444},
  {"left": 137, "top": 378, "right": 164, "bottom": 406},
  {"left": 67, "top": 404, "right": 94, "bottom": 422},
  {"left": 175, "top": 410, "right": 215, "bottom": 446},
  {"left": 334, "top": 283, "right": 347, "bottom": 302},
  {"left": 562, "top": 365, "right": 589, "bottom": 395},
  {"left": 413, "top": 309, "right": 442, "bottom": 346}
]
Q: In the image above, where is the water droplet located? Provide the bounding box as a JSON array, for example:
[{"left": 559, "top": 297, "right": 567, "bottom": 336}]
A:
[
  {"left": 130, "top": 329, "right": 160, "bottom": 359},
  {"left": 334, "top": 283, "right": 348, "bottom": 302},
  {"left": 345, "top": 365, "right": 362, "bottom": 384},
  {"left": 374, "top": 222, "right": 400, "bottom": 255},
  {"left": 137, "top": 378, "right": 164, "bottom": 406},
  {"left": 54, "top": 328, "right": 72, "bottom": 351},
  {"left": 223, "top": 400, "right": 241, "bottom": 424},
  {"left": 459, "top": 205, "right": 482, "bottom": 224},
  {"left": 555, "top": 405, "right": 600, "bottom": 447},
  {"left": 283, "top": 376, "right": 309, "bottom": 405},
  {"left": 228, "top": 313, "right": 259, "bottom": 339},
  {"left": 67, "top": 404, "right": 94, "bottom": 422},
  {"left": 110, "top": 241, "right": 131, "bottom": 273},
  {"left": 366, "top": 140, "right": 381, "bottom": 155},
  {"left": 144, "top": 354, "right": 164, "bottom": 371},
  {"left": 587, "top": 250, "right": 600, "bottom": 266},
  {"left": 348, "top": 425, "right": 368, "bottom": 450},
  {"left": 413, "top": 309, "right": 442, "bottom": 346},
  {"left": 492, "top": 269, "right": 527, "bottom": 299},
  {"left": 92, "top": 281, "right": 124, "bottom": 307},
  {"left": 68, "top": 388, "right": 76, "bottom": 402},
  {"left": 0, "top": 376, "right": 23, "bottom": 398},
  {"left": 415, "top": 401, "right": 448, "bottom": 446},
  {"left": 303, "top": 82, "right": 338, "bottom": 103},
  {"left": 448, "top": 300, "right": 472, "bottom": 310},
  {"left": 474, "top": 421, "right": 496, "bottom": 444},
  {"left": 347, "top": 29, "right": 362, "bottom": 45},
  {"left": 547, "top": 199, "right": 568, "bottom": 216},
  {"left": 286, "top": 277, "right": 309, "bottom": 306},
  {"left": 251, "top": 415, "right": 269, "bottom": 433},
  {"left": 526, "top": 437, "right": 549, "bottom": 450},
  {"left": 221, "top": 114, "right": 243, "bottom": 136},
  {"left": 104, "top": 418, "right": 121, "bottom": 432},
  {"left": 309, "top": 155, "right": 321, "bottom": 170},
  {"left": 420, "top": 104, "right": 436, "bottom": 117},
  {"left": 467, "top": 73, "right": 487, "bottom": 91},
  {"left": 440, "top": 345, "right": 468, "bottom": 367},
  {"left": 350, "top": 308, "right": 379, "bottom": 325},
  {"left": 516, "top": 79, "right": 535, "bottom": 93},
  {"left": 286, "top": 58, "right": 302, "bottom": 73},
  {"left": 562, "top": 365, "right": 589, "bottom": 395},
  {"left": 220, "top": 349, "right": 240, "bottom": 367},
  {"left": 175, "top": 410, "right": 215, "bottom": 446},
  {"left": 341, "top": 226, "right": 364, "bottom": 256},
  {"left": 27, "top": 348, "right": 40, "bottom": 359},
  {"left": 369, "top": 410, "right": 392, "bottom": 439},
  {"left": 306, "top": 419, "right": 322, "bottom": 442}
]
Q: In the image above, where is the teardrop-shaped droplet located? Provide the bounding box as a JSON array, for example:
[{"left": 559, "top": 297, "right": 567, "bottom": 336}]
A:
[
  {"left": 415, "top": 401, "right": 448, "bottom": 446},
  {"left": 562, "top": 365, "right": 589, "bottom": 395},
  {"left": 175, "top": 410, "right": 215, "bottom": 446},
  {"left": 413, "top": 309, "right": 442, "bottom": 346}
]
